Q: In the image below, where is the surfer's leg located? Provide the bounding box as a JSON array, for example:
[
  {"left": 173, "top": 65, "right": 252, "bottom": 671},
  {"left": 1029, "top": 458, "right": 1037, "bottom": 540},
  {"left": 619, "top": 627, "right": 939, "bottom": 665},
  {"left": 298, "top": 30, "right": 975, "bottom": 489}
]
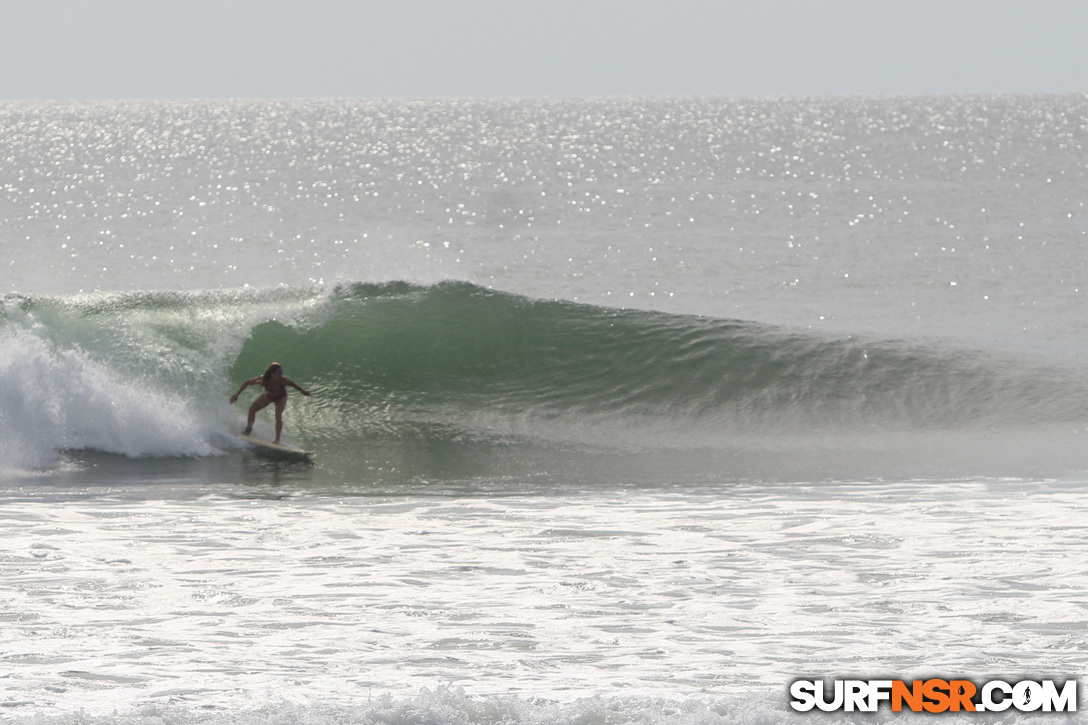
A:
[
  {"left": 247, "top": 394, "right": 271, "bottom": 433},
  {"left": 273, "top": 397, "right": 287, "bottom": 443}
]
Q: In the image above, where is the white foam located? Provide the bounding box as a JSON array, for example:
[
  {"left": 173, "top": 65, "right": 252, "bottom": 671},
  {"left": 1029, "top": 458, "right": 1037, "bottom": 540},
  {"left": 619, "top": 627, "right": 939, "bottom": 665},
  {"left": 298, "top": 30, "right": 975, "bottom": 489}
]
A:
[
  {"left": 0, "top": 328, "right": 214, "bottom": 472},
  {"left": 4, "top": 687, "right": 1085, "bottom": 724}
]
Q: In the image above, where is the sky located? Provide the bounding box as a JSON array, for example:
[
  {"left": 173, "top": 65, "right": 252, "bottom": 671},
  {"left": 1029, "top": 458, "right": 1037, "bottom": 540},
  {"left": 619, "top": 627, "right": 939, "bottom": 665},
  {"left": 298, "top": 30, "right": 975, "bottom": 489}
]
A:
[{"left": 1, "top": 0, "right": 1086, "bottom": 100}]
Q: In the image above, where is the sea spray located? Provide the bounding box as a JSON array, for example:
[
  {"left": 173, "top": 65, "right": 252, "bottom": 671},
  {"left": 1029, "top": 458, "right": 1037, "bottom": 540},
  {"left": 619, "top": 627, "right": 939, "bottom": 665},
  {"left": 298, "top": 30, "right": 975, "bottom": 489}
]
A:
[{"left": 0, "top": 327, "right": 212, "bottom": 469}]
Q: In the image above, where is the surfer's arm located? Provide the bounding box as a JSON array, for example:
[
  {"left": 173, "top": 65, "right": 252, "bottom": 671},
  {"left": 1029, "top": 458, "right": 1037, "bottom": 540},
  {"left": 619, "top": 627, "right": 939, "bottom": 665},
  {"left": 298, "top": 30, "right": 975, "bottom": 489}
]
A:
[
  {"left": 284, "top": 377, "right": 312, "bottom": 396},
  {"left": 228, "top": 377, "right": 262, "bottom": 404}
]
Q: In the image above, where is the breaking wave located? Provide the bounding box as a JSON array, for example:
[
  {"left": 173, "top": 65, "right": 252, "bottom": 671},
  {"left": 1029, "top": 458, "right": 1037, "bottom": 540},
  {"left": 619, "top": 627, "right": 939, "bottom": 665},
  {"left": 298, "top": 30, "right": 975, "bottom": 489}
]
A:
[{"left": 2, "top": 281, "right": 1085, "bottom": 473}]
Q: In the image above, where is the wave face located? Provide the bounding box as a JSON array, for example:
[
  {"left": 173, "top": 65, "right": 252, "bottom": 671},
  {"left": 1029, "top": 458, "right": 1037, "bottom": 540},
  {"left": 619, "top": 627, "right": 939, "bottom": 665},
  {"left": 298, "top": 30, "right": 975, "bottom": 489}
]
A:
[
  {"left": 237, "top": 281, "right": 1085, "bottom": 439},
  {"left": 2, "top": 282, "right": 1086, "bottom": 474}
]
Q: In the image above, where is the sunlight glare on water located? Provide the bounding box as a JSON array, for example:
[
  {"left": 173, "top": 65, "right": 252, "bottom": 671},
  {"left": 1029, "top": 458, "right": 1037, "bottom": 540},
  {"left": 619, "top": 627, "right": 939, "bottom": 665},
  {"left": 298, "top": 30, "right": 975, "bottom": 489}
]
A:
[
  {"left": 3, "top": 478, "right": 1087, "bottom": 715},
  {"left": 4, "top": 95, "right": 1088, "bottom": 723}
]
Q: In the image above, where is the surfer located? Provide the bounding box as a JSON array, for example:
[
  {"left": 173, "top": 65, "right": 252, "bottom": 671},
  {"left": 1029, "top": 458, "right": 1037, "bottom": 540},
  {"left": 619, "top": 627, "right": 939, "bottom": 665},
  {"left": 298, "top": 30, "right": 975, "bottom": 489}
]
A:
[{"left": 229, "top": 362, "right": 311, "bottom": 444}]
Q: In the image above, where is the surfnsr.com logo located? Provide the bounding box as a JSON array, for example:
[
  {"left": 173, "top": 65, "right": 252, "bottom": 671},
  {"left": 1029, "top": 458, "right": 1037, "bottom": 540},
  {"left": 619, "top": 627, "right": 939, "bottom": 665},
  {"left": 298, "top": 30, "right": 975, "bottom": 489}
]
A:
[{"left": 789, "top": 679, "right": 1077, "bottom": 713}]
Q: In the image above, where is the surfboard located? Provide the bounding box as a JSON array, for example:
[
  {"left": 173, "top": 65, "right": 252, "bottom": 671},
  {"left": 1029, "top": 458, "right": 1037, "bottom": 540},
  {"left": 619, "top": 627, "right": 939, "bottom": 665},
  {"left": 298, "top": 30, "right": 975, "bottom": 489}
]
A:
[{"left": 234, "top": 432, "right": 314, "bottom": 461}]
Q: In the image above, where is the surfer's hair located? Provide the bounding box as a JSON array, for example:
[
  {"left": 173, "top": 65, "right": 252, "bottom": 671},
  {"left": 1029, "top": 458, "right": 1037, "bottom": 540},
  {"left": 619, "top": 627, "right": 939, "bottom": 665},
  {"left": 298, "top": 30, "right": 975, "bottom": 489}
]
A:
[{"left": 262, "top": 362, "right": 282, "bottom": 382}]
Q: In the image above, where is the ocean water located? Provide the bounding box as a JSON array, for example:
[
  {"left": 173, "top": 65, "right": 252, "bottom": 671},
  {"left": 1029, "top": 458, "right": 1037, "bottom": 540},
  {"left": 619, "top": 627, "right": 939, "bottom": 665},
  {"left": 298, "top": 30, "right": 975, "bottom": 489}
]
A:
[{"left": 2, "top": 94, "right": 1088, "bottom": 723}]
